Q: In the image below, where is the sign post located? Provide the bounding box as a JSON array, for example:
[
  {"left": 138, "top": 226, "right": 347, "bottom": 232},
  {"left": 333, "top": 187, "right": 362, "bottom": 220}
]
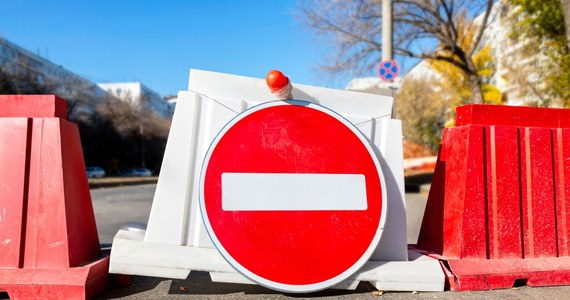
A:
[{"left": 199, "top": 100, "right": 387, "bottom": 292}]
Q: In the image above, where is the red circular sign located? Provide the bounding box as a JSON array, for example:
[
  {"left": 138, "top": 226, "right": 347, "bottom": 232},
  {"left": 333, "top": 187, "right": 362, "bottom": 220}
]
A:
[{"left": 199, "top": 100, "right": 386, "bottom": 292}]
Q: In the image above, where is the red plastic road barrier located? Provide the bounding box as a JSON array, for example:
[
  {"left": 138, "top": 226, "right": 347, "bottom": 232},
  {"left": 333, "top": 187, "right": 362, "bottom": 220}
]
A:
[
  {"left": 416, "top": 104, "right": 570, "bottom": 291},
  {"left": 0, "top": 94, "right": 67, "bottom": 118},
  {"left": 0, "top": 95, "right": 109, "bottom": 299}
]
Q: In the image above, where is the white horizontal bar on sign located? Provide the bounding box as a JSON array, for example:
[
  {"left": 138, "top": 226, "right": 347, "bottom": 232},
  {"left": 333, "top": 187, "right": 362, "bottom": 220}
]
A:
[{"left": 221, "top": 173, "right": 367, "bottom": 211}]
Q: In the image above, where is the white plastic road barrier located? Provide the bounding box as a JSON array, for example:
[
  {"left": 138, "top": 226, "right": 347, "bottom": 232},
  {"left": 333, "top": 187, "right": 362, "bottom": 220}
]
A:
[{"left": 108, "top": 69, "right": 445, "bottom": 292}]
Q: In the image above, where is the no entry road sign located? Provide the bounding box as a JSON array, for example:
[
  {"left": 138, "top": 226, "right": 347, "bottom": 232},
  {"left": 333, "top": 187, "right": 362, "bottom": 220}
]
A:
[
  {"left": 377, "top": 60, "right": 400, "bottom": 81},
  {"left": 199, "top": 100, "right": 387, "bottom": 292}
]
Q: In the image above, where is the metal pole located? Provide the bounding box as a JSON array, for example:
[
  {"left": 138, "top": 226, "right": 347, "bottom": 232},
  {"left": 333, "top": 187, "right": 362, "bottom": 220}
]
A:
[
  {"left": 140, "top": 123, "right": 145, "bottom": 168},
  {"left": 382, "top": 0, "right": 393, "bottom": 61},
  {"left": 382, "top": 0, "right": 396, "bottom": 118}
]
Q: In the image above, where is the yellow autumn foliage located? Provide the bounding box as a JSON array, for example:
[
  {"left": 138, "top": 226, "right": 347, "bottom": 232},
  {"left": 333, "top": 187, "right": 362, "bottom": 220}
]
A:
[{"left": 428, "top": 12, "right": 502, "bottom": 107}]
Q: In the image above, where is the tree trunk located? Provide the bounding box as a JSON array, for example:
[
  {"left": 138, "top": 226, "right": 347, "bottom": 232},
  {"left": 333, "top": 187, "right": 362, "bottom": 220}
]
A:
[
  {"left": 562, "top": 0, "right": 570, "bottom": 50},
  {"left": 468, "top": 73, "right": 484, "bottom": 104},
  {"left": 465, "top": 56, "right": 484, "bottom": 104}
]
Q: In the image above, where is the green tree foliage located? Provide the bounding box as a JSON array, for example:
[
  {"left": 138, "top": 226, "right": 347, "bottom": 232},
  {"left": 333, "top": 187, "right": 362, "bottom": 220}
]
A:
[
  {"left": 563, "top": 0, "right": 570, "bottom": 50},
  {"left": 511, "top": 0, "right": 570, "bottom": 106}
]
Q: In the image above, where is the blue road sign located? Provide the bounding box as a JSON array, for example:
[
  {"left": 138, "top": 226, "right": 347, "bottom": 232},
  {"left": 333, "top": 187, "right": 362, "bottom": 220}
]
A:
[{"left": 377, "top": 60, "right": 400, "bottom": 81}]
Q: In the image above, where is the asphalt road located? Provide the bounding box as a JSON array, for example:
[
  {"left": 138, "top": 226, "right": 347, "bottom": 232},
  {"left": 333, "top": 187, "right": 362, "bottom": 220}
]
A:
[
  {"left": 90, "top": 185, "right": 570, "bottom": 299},
  {"left": 91, "top": 184, "right": 155, "bottom": 245}
]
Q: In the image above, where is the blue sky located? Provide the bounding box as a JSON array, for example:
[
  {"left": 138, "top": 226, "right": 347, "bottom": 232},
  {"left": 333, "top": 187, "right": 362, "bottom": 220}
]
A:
[{"left": 0, "top": 0, "right": 377, "bottom": 96}]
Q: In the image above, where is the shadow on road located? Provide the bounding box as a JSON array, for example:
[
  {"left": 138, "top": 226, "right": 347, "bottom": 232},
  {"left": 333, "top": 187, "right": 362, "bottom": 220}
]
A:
[{"left": 96, "top": 271, "right": 377, "bottom": 299}]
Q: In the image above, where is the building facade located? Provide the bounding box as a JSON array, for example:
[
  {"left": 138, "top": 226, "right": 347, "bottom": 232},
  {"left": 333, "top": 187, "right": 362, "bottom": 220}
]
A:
[
  {"left": 484, "top": 0, "right": 552, "bottom": 106},
  {"left": 98, "top": 82, "right": 174, "bottom": 118},
  {"left": 0, "top": 37, "right": 108, "bottom": 118},
  {"left": 1, "top": 37, "right": 173, "bottom": 119}
]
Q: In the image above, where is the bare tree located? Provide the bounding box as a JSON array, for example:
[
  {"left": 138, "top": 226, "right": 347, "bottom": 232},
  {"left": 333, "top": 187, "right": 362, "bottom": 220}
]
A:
[
  {"left": 96, "top": 92, "right": 170, "bottom": 141},
  {"left": 395, "top": 76, "right": 448, "bottom": 151},
  {"left": 296, "top": 0, "right": 494, "bottom": 103},
  {"left": 1, "top": 53, "right": 170, "bottom": 172},
  {"left": 57, "top": 81, "right": 104, "bottom": 121},
  {"left": 0, "top": 66, "right": 18, "bottom": 94},
  {"left": 95, "top": 92, "right": 170, "bottom": 171},
  {"left": 0, "top": 57, "right": 55, "bottom": 95},
  {"left": 0, "top": 55, "right": 101, "bottom": 117}
]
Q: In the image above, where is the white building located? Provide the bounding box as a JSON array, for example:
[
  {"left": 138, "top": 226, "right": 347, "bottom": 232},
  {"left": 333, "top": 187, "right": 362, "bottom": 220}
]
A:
[
  {"left": 345, "top": 76, "right": 401, "bottom": 95},
  {"left": 482, "top": 0, "right": 551, "bottom": 105},
  {"left": 0, "top": 37, "right": 107, "bottom": 118},
  {"left": 166, "top": 97, "right": 178, "bottom": 109},
  {"left": 98, "top": 82, "right": 174, "bottom": 118},
  {"left": 1, "top": 37, "right": 174, "bottom": 119},
  {"left": 402, "top": 60, "right": 442, "bottom": 82}
]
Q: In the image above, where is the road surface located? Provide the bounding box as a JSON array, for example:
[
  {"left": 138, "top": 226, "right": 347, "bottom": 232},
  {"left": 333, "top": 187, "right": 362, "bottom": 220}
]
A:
[
  {"left": 91, "top": 184, "right": 155, "bottom": 245},
  {"left": 90, "top": 184, "right": 570, "bottom": 299}
]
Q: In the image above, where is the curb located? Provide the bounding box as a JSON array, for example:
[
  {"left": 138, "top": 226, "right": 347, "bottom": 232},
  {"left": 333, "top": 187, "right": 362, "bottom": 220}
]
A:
[
  {"left": 88, "top": 177, "right": 159, "bottom": 189},
  {"left": 404, "top": 171, "right": 433, "bottom": 193}
]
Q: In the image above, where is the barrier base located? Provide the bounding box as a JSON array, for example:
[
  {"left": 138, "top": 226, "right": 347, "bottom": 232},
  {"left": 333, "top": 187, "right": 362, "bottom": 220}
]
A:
[
  {"left": 110, "top": 229, "right": 445, "bottom": 292},
  {"left": 442, "top": 257, "right": 570, "bottom": 291},
  {"left": 0, "top": 256, "right": 109, "bottom": 299}
]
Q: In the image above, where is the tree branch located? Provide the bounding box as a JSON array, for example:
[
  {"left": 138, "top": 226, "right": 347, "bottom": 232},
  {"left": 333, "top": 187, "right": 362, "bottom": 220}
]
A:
[{"left": 469, "top": 0, "right": 494, "bottom": 56}]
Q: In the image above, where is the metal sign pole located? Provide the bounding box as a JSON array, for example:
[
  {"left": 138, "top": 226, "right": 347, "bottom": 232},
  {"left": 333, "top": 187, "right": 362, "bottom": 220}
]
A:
[{"left": 382, "top": 0, "right": 393, "bottom": 61}]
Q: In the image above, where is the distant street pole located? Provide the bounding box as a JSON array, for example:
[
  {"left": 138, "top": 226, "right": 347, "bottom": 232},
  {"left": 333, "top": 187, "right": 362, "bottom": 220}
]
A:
[
  {"left": 382, "top": 0, "right": 393, "bottom": 61},
  {"left": 140, "top": 123, "right": 146, "bottom": 168},
  {"left": 382, "top": 0, "right": 396, "bottom": 116}
]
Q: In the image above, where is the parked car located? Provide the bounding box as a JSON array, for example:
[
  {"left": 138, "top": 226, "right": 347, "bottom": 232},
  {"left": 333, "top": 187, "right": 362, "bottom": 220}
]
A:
[
  {"left": 119, "top": 168, "right": 152, "bottom": 177},
  {"left": 86, "top": 166, "right": 106, "bottom": 178}
]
